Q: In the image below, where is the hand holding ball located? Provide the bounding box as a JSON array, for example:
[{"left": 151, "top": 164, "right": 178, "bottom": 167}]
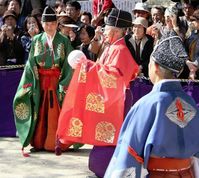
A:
[{"left": 68, "top": 50, "right": 87, "bottom": 69}]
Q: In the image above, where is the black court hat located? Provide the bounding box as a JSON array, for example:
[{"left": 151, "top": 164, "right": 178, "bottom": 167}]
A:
[
  {"left": 42, "top": 6, "right": 57, "bottom": 22},
  {"left": 105, "top": 8, "right": 132, "bottom": 28}
]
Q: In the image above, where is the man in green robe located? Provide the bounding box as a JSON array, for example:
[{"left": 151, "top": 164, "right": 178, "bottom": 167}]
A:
[{"left": 13, "top": 6, "right": 73, "bottom": 153}]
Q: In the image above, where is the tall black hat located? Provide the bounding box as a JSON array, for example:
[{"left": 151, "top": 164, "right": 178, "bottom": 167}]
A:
[
  {"left": 105, "top": 8, "right": 132, "bottom": 28},
  {"left": 151, "top": 31, "right": 188, "bottom": 74},
  {"left": 42, "top": 6, "right": 57, "bottom": 22}
]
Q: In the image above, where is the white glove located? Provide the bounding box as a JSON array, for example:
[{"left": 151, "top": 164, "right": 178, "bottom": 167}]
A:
[{"left": 68, "top": 50, "right": 87, "bottom": 69}]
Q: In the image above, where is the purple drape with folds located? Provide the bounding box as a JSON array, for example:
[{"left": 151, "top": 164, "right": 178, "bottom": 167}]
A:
[
  {"left": 1, "top": 71, "right": 199, "bottom": 139},
  {"left": 0, "top": 69, "right": 23, "bottom": 137},
  {"left": 130, "top": 78, "right": 199, "bottom": 107}
]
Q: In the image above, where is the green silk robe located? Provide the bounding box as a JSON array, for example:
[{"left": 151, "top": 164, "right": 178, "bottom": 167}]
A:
[{"left": 13, "top": 32, "right": 73, "bottom": 148}]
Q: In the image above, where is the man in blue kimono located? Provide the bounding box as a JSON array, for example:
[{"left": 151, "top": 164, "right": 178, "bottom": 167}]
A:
[{"left": 104, "top": 31, "right": 199, "bottom": 178}]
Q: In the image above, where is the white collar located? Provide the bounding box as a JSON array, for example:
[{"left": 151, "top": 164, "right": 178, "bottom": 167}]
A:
[{"left": 45, "top": 32, "right": 56, "bottom": 49}]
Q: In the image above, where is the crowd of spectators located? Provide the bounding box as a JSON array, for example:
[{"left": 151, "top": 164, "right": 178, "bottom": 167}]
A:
[{"left": 0, "top": 0, "right": 199, "bottom": 79}]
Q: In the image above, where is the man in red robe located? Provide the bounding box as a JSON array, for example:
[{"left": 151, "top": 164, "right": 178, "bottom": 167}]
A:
[
  {"left": 57, "top": 8, "right": 139, "bottom": 177},
  {"left": 57, "top": 8, "right": 139, "bottom": 146}
]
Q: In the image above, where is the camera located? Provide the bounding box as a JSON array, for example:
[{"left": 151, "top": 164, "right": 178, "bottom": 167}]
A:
[
  {"left": 29, "top": 24, "right": 36, "bottom": 32},
  {"left": 1, "top": 24, "right": 13, "bottom": 32},
  {"left": 155, "top": 21, "right": 163, "bottom": 30}
]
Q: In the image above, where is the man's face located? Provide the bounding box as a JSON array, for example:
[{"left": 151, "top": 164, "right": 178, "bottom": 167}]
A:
[
  {"left": 183, "top": 3, "right": 194, "bottom": 18},
  {"left": 4, "top": 16, "right": 16, "bottom": 27},
  {"left": 42, "top": 21, "right": 58, "bottom": 36},
  {"left": 134, "top": 10, "right": 149, "bottom": 19},
  {"left": 0, "top": 0, "right": 7, "bottom": 16},
  {"left": 65, "top": 5, "right": 79, "bottom": 21},
  {"left": 80, "top": 15, "right": 90, "bottom": 25},
  {"left": 164, "top": 15, "right": 173, "bottom": 27},
  {"left": 103, "top": 25, "right": 117, "bottom": 44},
  {"left": 151, "top": 8, "right": 163, "bottom": 23},
  {"left": 8, "top": 0, "right": 20, "bottom": 15},
  {"left": 133, "top": 24, "right": 145, "bottom": 40},
  {"left": 55, "top": 1, "right": 66, "bottom": 14}
]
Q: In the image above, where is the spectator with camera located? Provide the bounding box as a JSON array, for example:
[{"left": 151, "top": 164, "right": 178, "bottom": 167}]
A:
[
  {"left": 147, "top": 5, "right": 165, "bottom": 40},
  {"left": 7, "top": 0, "right": 24, "bottom": 29},
  {"left": 0, "top": 9, "right": 24, "bottom": 65},
  {"left": 57, "top": 13, "right": 80, "bottom": 48},
  {"left": 185, "top": 9, "right": 199, "bottom": 80},
  {"left": 65, "top": 1, "right": 83, "bottom": 48},
  {"left": 54, "top": 0, "right": 67, "bottom": 15},
  {"left": 21, "top": 14, "right": 43, "bottom": 62},
  {"left": 88, "top": 10, "right": 112, "bottom": 60},
  {"left": 77, "top": 24, "right": 97, "bottom": 61},
  {"left": 160, "top": 6, "right": 185, "bottom": 40},
  {"left": 179, "top": 0, "right": 199, "bottom": 39}
]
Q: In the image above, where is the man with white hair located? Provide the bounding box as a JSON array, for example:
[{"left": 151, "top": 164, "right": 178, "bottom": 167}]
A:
[{"left": 57, "top": 8, "right": 139, "bottom": 177}]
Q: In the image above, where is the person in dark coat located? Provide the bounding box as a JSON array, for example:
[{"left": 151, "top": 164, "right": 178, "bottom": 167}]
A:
[
  {"left": 0, "top": 9, "right": 24, "bottom": 65},
  {"left": 125, "top": 17, "right": 154, "bottom": 77},
  {"left": 77, "top": 24, "right": 97, "bottom": 61}
]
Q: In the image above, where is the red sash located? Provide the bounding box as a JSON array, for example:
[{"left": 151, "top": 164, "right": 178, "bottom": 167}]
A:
[{"left": 38, "top": 67, "right": 60, "bottom": 89}]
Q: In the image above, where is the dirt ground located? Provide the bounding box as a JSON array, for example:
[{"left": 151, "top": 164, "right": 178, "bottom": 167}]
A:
[{"left": 0, "top": 137, "right": 96, "bottom": 178}]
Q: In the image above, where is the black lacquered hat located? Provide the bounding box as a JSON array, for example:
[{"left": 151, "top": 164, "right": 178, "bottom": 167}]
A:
[
  {"left": 105, "top": 8, "right": 132, "bottom": 28},
  {"left": 42, "top": 6, "right": 57, "bottom": 22}
]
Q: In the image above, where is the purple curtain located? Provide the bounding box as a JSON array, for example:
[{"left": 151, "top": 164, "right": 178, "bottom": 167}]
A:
[
  {"left": 1, "top": 72, "right": 199, "bottom": 138},
  {"left": 130, "top": 78, "right": 153, "bottom": 105},
  {"left": 0, "top": 69, "right": 23, "bottom": 137},
  {"left": 130, "top": 78, "right": 199, "bottom": 106}
]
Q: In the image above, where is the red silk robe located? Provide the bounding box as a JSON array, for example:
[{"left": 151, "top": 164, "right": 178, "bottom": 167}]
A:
[{"left": 57, "top": 38, "right": 139, "bottom": 146}]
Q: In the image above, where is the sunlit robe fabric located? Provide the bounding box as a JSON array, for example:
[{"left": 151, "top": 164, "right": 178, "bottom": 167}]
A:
[{"left": 57, "top": 38, "right": 139, "bottom": 146}]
